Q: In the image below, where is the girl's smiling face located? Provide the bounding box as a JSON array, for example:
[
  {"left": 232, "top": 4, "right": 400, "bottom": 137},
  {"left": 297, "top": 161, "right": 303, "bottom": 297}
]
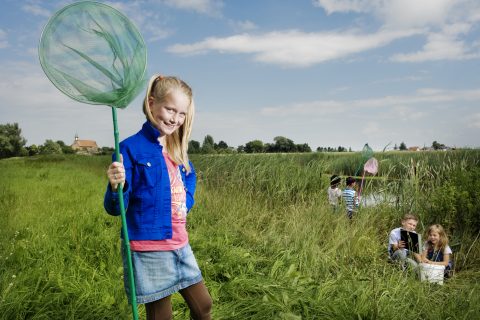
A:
[
  {"left": 148, "top": 89, "right": 189, "bottom": 137},
  {"left": 428, "top": 231, "right": 440, "bottom": 245}
]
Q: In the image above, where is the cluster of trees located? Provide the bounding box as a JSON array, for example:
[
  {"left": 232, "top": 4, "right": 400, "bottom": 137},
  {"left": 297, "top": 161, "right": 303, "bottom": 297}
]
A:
[
  {"left": 188, "top": 135, "right": 312, "bottom": 154},
  {"left": 393, "top": 141, "right": 449, "bottom": 151},
  {"left": 431, "top": 141, "right": 447, "bottom": 150},
  {"left": 188, "top": 135, "right": 231, "bottom": 154},
  {"left": 241, "top": 136, "right": 311, "bottom": 153},
  {"left": 25, "top": 140, "right": 75, "bottom": 156},
  {"left": 25, "top": 141, "right": 113, "bottom": 156},
  {"left": 0, "top": 123, "right": 115, "bottom": 159},
  {"left": 0, "top": 123, "right": 78, "bottom": 158},
  {"left": 0, "top": 123, "right": 26, "bottom": 159},
  {"left": 394, "top": 142, "right": 408, "bottom": 151}
]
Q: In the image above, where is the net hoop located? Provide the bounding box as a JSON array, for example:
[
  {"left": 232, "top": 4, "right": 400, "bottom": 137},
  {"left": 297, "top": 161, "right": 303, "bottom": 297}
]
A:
[{"left": 38, "top": 1, "right": 147, "bottom": 108}]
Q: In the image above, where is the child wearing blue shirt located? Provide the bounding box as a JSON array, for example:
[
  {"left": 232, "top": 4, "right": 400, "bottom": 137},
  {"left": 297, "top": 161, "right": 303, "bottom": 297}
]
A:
[{"left": 342, "top": 176, "right": 359, "bottom": 219}]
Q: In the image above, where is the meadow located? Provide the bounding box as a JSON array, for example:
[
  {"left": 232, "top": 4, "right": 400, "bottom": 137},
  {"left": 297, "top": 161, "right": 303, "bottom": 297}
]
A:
[{"left": 1, "top": 151, "right": 479, "bottom": 319}]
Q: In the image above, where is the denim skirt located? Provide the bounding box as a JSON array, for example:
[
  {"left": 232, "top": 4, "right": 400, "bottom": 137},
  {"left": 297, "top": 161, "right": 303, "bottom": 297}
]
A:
[{"left": 122, "top": 243, "right": 203, "bottom": 304}]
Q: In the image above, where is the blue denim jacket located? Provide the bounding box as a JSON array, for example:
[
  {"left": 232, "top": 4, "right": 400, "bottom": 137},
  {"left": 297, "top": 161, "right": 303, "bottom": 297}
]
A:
[{"left": 104, "top": 122, "right": 196, "bottom": 241}]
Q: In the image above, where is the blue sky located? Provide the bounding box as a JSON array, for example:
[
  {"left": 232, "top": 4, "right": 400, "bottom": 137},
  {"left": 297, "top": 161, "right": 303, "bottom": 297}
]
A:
[{"left": 1, "top": 0, "right": 479, "bottom": 151}]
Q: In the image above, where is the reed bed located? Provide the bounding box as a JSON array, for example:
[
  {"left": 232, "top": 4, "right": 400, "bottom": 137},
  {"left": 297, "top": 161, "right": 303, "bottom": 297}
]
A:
[{"left": 1, "top": 152, "right": 479, "bottom": 319}]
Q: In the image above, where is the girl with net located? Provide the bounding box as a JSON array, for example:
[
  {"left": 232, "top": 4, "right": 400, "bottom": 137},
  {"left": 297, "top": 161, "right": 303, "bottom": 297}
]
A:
[{"left": 104, "top": 75, "right": 212, "bottom": 320}]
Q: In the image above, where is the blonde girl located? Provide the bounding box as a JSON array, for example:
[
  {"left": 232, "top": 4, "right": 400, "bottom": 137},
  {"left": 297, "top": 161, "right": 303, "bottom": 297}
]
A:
[
  {"left": 104, "top": 75, "right": 212, "bottom": 319},
  {"left": 418, "top": 224, "right": 453, "bottom": 277}
]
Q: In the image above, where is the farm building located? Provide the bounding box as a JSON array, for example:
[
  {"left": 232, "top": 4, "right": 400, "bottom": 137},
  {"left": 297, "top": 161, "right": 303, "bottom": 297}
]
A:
[{"left": 71, "top": 134, "right": 99, "bottom": 154}]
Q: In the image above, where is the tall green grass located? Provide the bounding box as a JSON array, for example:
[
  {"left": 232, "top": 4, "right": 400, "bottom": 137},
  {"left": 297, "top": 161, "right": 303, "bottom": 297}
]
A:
[
  {"left": 1, "top": 153, "right": 479, "bottom": 319},
  {"left": 0, "top": 156, "right": 130, "bottom": 319}
]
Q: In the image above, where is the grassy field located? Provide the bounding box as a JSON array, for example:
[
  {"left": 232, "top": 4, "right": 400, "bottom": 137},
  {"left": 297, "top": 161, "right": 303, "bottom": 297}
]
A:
[{"left": 1, "top": 152, "right": 479, "bottom": 319}]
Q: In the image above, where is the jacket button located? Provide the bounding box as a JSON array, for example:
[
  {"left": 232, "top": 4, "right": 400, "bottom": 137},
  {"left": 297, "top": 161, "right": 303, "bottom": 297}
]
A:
[{"left": 147, "top": 162, "right": 151, "bottom": 167}]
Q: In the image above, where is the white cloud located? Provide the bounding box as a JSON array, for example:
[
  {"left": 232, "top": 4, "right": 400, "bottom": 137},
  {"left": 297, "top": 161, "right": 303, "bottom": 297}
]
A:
[
  {"left": 164, "top": 0, "right": 224, "bottom": 16},
  {"left": 380, "top": 0, "right": 456, "bottom": 29},
  {"left": 391, "top": 23, "right": 480, "bottom": 62},
  {"left": 168, "top": 28, "right": 419, "bottom": 67},
  {"left": 314, "top": 0, "right": 459, "bottom": 28},
  {"left": 147, "top": 29, "right": 173, "bottom": 42},
  {"left": 391, "top": 106, "right": 426, "bottom": 121},
  {"left": 312, "top": 0, "right": 377, "bottom": 15},
  {"left": 106, "top": 1, "right": 173, "bottom": 42},
  {"left": 362, "top": 121, "right": 381, "bottom": 135},
  {"left": 314, "top": 0, "right": 480, "bottom": 63},
  {"left": 166, "top": 0, "right": 479, "bottom": 66},
  {"left": 229, "top": 20, "right": 257, "bottom": 32},
  {"left": 106, "top": 1, "right": 149, "bottom": 27},
  {"left": 0, "top": 29, "right": 8, "bottom": 49},
  {"left": 371, "top": 74, "right": 427, "bottom": 85},
  {"left": 260, "top": 88, "right": 480, "bottom": 117},
  {"left": 22, "top": 4, "right": 50, "bottom": 17}
]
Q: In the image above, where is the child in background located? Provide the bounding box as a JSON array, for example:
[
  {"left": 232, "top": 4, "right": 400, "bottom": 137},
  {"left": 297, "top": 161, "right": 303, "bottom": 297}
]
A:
[
  {"left": 342, "top": 176, "right": 359, "bottom": 219},
  {"left": 328, "top": 175, "right": 342, "bottom": 211},
  {"left": 104, "top": 75, "right": 212, "bottom": 319},
  {"left": 388, "top": 213, "right": 419, "bottom": 270},
  {"left": 417, "top": 224, "right": 453, "bottom": 278}
]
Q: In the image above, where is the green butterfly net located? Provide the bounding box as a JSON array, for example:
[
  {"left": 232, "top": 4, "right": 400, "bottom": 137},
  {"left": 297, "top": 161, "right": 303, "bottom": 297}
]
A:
[
  {"left": 39, "top": 2, "right": 147, "bottom": 319},
  {"left": 39, "top": 1, "right": 147, "bottom": 108},
  {"left": 355, "top": 143, "right": 374, "bottom": 176}
]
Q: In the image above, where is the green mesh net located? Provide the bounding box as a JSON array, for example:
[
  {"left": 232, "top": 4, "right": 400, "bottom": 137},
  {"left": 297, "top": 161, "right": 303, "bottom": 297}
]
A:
[
  {"left": 355, "top": 143, "right": 374, "bottom": 176},
  {"left": 38, "top": 3, "right": 146, "bottom": 318},
  {"left": 38, "top": 1, "right": 147, "bottom": 108}
]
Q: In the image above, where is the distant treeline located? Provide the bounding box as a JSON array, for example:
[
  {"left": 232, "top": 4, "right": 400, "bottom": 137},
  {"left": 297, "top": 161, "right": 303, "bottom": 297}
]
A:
[
  {"left": 0, "top": 122, "right": 463, "bottom": 159},
  {"left": 0, "top": 122, "right": 114, "bottom": 158},
  {"left": 188, "top": 134, "right": 351, "bottom": 154}
]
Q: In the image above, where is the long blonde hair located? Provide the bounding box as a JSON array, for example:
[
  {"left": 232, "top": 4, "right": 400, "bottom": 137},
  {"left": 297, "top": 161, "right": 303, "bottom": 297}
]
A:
[
  {"left": 143, "top": 74, "right": 195, "bottom": 173},
  {"left": 426, "top": 224, "right": 449, "bottom": 251}
]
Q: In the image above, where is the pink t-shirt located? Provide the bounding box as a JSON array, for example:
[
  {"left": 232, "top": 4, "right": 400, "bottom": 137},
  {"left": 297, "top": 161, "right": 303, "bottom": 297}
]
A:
[{"left": 130, "top": 152, "right": 189, "bottom": 251}]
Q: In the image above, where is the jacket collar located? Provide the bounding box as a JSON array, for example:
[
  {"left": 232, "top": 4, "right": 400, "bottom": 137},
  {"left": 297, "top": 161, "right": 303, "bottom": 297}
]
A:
[{"left": 141, "top": 121, "right": 162, "bottom": 142}]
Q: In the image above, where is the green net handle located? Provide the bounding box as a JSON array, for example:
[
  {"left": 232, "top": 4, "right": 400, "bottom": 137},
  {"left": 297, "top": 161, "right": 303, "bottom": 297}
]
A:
[{"left": 112, "top": 107, "right": 139, "bottom": 320}]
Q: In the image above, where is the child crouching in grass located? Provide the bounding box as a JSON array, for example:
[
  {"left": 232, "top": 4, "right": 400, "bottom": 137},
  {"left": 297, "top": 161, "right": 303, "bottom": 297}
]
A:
[
  {"left": 417, "top": 224, "right": 453, "bottom": 278},
  {"left": 388, "top": 213, "right": 419, "bottom": 270}
]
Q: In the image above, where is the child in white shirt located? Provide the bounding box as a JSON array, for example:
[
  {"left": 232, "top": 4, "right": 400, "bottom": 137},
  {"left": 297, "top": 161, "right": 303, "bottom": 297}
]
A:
[{"left": 328, "top": 175, "right": 342, "bottom": 212}]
